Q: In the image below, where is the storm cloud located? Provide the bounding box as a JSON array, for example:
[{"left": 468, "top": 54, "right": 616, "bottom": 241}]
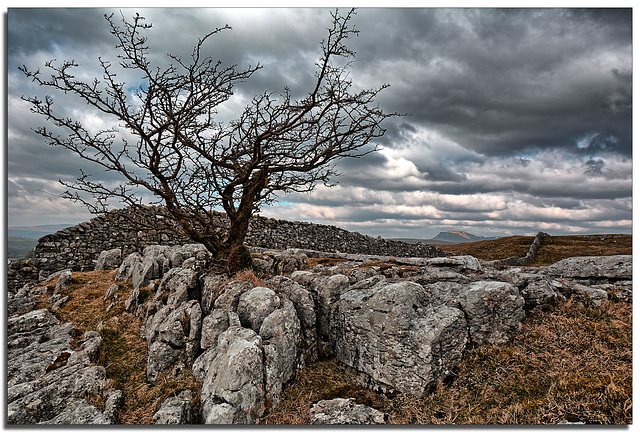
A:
[{"left": 6, "top": 8, "right": 632, "bottom": 238}]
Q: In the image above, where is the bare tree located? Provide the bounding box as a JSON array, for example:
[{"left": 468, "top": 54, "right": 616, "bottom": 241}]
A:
[{"left": 20, "top": 9, "right": 397, "bottom": 259}]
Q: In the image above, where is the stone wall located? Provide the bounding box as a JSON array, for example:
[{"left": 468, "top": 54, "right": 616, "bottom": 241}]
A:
[
  {"left": 7, "top": 207, "right": 445, "bottom": 291},
  {"left": 496, "top": 232, "right": 549, "bottom": 266}
]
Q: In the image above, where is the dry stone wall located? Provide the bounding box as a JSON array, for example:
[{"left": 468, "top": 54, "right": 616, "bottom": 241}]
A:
[
  {"left": 497, "top": 231, "right": 549, "bottom": 266},
  {"left": 8, "top": 207, "right": 445, "bottom": 292}
]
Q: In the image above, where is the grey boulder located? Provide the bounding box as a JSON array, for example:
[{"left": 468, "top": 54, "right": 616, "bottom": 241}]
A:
[
  {"left": 335, "top": 281, "right": 468, "bottom": 397},
  {"left": 460, "top": 281, "right": 525, "bottom": 345},
  {"left": 95, "top": 248, "right": 122, "bottom": 271},
  {"left": 200, "top": 327, "right": 265, "bottom": 424},
  {"left": 153, "top": 390, "right": 193, "bottom": 424},
  {"left": 310, "top": 398, "right": 385, "bottom": 425}
]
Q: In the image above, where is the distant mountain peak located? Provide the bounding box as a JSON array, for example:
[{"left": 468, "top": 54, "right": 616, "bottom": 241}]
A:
[
  {"left": 429, "top": 230, "right": 499, "bottom": 244},
  {"left": 446, "top": 231, "right": 472, "bottom": 239}
]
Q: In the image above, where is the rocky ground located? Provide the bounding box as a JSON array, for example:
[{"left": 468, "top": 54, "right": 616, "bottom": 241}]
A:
[{"left": 6, "top": 244, "right": 632, "bottom": 424}]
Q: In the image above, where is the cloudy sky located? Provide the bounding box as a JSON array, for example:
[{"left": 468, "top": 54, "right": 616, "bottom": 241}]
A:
[{"left": 7, "top": 7, "right": 632, "bottom": 239}]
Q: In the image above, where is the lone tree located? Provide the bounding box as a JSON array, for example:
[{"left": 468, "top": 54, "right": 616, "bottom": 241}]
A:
[{"left": 20, "top": 9, "right": 396, "bottom": 259}]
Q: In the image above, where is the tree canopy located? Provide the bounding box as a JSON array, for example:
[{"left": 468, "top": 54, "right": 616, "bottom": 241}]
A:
[{"left": 20, "top": 9, "right": 397, "bottom": 258}]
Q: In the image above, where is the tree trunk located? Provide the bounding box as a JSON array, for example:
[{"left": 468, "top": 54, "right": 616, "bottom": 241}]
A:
[
  {"left": 224, "top": 205, "right": 252, "bottom": 253},
  {"left": 222, "top": 167, "right": 269, "bottom": 255}
]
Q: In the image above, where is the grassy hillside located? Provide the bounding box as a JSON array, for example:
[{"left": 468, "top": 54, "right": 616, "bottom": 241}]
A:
[{"left": 438, "top": 234, "right": 631, "bottom": 265}]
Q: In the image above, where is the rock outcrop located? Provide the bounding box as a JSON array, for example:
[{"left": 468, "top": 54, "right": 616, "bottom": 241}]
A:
[
  {"left": 7, "top": 307, "right": 114, "bottom": 424},
  {"left": 7, "top": 236, "right": 632, "bottom": 425},
  {"left": 335, "top": 281, "right": 469, "bottom": 397}
]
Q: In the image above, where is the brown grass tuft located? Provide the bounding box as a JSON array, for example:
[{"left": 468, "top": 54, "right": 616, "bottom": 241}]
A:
[{"left": 231, "top": 268, "right": 266, "bottom": 286}]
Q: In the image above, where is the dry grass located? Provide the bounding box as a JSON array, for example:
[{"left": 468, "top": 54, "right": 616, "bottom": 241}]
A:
[
  {"left": 439, "top": 236, "right": 534, "bottom": 261},
  {"left": 439, "top": 234, "right": 631, "bottom": 265},
  {"left": 230, "top": 268, "right": 266, "bottom": 286},
  {"left": 263, "top": 299, "right": 632, "bottom": 425},
  {"left": 51, "top": 270, "right": 120, "bottom": 331},
  {"left": 529, "top": 234, "right": 632, "bottom": 266},
  {"left": 305, "top": 257, "right": 349, "bottom": 268}
]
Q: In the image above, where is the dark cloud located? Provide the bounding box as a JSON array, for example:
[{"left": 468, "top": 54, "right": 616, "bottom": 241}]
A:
[
  {"left": 8, "top": 8, "right": 112, "bottom": 58},
  {"left": 7, "top": 7, "right": 632, "bottom": 236}
]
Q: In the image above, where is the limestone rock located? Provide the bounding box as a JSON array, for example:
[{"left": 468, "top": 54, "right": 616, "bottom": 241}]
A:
[
  {"left": 426, "top": 281, "right": 464, "bottom": 307},
  {"left": 39, "top": 400, "right": 110, "bottom": 425},
  {"left": 237, "top": 287, "right": 281, "bottom": 333},
  {"left": 68, "top": 331, "right": 102, "bottom": 366},
  {"left": 572, "top": 284, "right": 608, "bottom": 306},
  {"left": 259, "top": 299, "right": 302, "bottom": 405},
  {"left": 310, "top": 398, "right": 385, "bottom": 425},
  {"left": 8, "top": 308, "right": 59, "bottom": 337},
  {"left": 155, "top": 266, "right": 199, "bottom": 307},
  {"left": 199, "top": 274, "right": 227, "bottom": 315},
  {"left": 460, "top": 281, "right": 525, "bottom": 345},
  {"left": 290, "top": 270, "right": 316, "bottom": 287},
  {"left": 349, "top": 274, "right": 386, "bottom": 291},
  {"left": 115, "top": 252, "right": 141, "bottom": 282},
  {"left": 249, "top": 252, "right": 274, "bottom": 274},
  {"left": 214, "top": 280, "right": 253, "bottom": 312},
  {"left": 103, "top": 390, "right": 124, "bottom": 423},
  {"left": 347, "top": 266, "right": 380, "bottom": 284},
  {"left": 124, "top": 286, "right": 140, "bottom": 312},
  {"left": 146, "top": 341, "right": 183, "bottom": 384},
  {"left": 145, "top": 300, "right": 203, "bottom": 383},
  {"left": 7, "top": 319, "right": 110, "bottom": 425},
  {"left": 311, "top": 274, "right": 350, "bottom": 357},
  {"left": 95, "top": 248, "right": 122, "bottom": 271},
  {"left": 168, "top": 243, "right": 211, "bottom": 268},
  {"left": 271, "top": 277, "right": 318, "bottom": 363},
  {"left": 426, "top": 255, "right": 482, "bottom": 272},
  {"left": 415, "top": 268, "right": 471, "bottom": 285},
  {"left": 132, "top": 246, "right": 169, "bottom": 289},
  {"left": 521, "top": 279, "right": 565, "bottom": 310},
  {"left": 544, "top": 255, "right": 632, "bottom": 279},
  {"left": 53, "top": 270, "right": 73, "bottom": 295},
  {"left": 153, "top": 390, "right": 193, "bottom": 424},
  {"left": 272, "top": 249, "right": 309, "bottom": 274},
  {"left": 192, "top": 347, "right": 218, "bottom": 382},
  {"left": 7, "top": 284, "right": 40, "bottom": 316},
  {"left": 201, "top": 308, "right": 232, "bottom": 350},
  {"left": 335, "top": 281, "right": 468, "bottom": 397},
  {"left": 104, "top": 283, "right": 120, "bottom": 301},
  {"left": 200, "top": 327, "right": 265, "bottom": 424}
]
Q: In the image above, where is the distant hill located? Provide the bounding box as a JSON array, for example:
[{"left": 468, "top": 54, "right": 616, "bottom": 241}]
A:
[
  {"left": 8, "top": 224, "right": 72, "bottom": 239},
  {"left": 429, "top": 231, "right": 500, "bottom": 245},
  {"left": 393, "top": 231, "right": 500, "bottom": 245},
  {"left": 7, "top": 224, "right": 72, "bottom": 260},
  {"left": 7, "top": 237, "right": 39, "bottom": 260}
]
